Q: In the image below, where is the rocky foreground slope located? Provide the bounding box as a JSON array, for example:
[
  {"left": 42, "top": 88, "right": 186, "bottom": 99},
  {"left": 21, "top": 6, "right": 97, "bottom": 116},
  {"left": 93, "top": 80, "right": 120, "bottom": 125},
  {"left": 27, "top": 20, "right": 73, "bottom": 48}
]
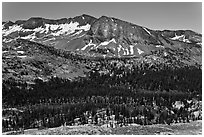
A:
[{"left": 3, "top": 120, "right": 202, "bottom": 135}]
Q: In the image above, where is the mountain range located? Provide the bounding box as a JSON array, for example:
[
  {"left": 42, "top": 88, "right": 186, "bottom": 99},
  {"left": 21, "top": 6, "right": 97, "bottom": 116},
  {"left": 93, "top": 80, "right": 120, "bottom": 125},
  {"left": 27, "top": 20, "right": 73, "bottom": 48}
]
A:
[{"left": 2, "top": 14, "right": 202, "bottom": 84}]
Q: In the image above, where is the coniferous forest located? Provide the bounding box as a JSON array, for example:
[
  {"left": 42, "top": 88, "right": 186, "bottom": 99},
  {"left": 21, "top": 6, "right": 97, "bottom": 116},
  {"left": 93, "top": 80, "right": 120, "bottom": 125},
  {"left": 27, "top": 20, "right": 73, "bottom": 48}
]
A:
[{"left": 2, "top": 62, "right": 202, "bottom": 133}]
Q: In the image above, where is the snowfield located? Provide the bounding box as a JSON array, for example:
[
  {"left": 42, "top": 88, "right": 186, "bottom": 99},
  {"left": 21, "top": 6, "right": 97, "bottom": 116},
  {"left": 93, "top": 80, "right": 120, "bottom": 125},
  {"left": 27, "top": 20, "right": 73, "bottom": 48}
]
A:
[{"left": 2, "top": 22, "right": 91, "bottom": 38}]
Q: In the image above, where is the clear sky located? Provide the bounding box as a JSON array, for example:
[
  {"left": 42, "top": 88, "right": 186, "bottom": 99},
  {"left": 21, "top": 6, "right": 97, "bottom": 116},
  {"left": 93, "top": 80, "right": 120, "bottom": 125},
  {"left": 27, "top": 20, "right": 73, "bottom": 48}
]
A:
[{"left": 2, "top": 2, "right": 202, "bottom": 33}]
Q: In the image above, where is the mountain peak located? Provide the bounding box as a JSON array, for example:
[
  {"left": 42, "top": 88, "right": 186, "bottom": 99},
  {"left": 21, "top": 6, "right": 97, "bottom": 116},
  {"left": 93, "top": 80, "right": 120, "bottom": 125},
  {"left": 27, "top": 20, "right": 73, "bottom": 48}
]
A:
[
  {"left": 81, "top": 14, "right": 96, "bottom": 18},
  {"left": 22, "top": 17, "right": 44, "bottom": 29},
  {"left": 98, "top": 15, "right": 110, "bottom": 19}
]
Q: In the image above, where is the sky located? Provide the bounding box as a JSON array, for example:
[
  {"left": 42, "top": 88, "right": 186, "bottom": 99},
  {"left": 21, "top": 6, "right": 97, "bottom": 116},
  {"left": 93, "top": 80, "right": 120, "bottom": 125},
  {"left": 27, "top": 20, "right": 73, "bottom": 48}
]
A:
[{"left": 2, "top": 2, "right": 202, "bottom": 33}]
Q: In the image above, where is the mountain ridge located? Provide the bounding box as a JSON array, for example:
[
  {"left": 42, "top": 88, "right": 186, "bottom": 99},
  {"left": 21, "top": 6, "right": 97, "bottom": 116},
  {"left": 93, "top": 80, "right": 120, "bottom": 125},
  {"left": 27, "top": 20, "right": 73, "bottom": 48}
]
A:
[
  {"left": 2, "top": 14, "right": 202, "bottom": 84},
  {"left": 3, "top": 14, "right": 201, "bottom": 34},
  {"left": 2, "top": 14, "right": 201, "bottom": 59}
]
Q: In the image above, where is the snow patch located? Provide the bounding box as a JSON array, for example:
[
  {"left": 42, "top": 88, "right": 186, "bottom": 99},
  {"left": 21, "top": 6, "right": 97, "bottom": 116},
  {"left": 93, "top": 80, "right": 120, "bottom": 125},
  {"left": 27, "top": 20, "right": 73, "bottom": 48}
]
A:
[
  {"left": 21, "top": 33, "right": 36, "bottom": 40},
  {"left": 70, "top": 30, "right": 83, "bottom": 36},
  {"left": 44, "top": 24, "right": 51, "bottom": 33},
  {"left": 129, "top": 45, "right": 134, "bottom": 54},
  {"left": 81, "top": 39, "right": 96, "bottom": 51},
  {"left": 17, "top": 55, "right": 27, "bottom": 58},
  {"left": 2, "top": 51, "right": 9, "bottom": 53},
  {"left": 98, "top": 38, "right": 117, "bottom": 47},
  {"left": 22, "top": 27, "right": 45, "bottom": 33},
  {"left": 170, "top": 34, "right": 184, "bottom": 40},
  {"left": 183, "top": 38, "right": 191, "bottom": 43},
  {"left": 78, "top": 24, "right": 91, "bottom": 31},
  {"left": 111, "top": 38, "right": 117, "bottom": 43},
  {"left": 77, "top": 33, "right": 86, "bottom": 38},
  {"left": 164, "top": 52, "right": 168, "bottom": 56},
  {"left": 17, "top": 51, "right": 25, "bottom": 54},
  {"left": 170, "top": 34, "right": 191, "bottom": 43},
  {"left": 100, "top": 41, "right": 110, "bottom": 46},
  {"left": 3, "top": 25, "right": 45, "bottom": 36},
  {"left": 2, "top": 21, "right": 91, "bottom": 37},
  {"left": 155, "top": 45, "right": 164, "bottom": 48},
  {"left": 49, "top": 24, "right": 60, "bottom": 31},
  {"left": 51, "top": 22, "right": 79, "bottom": 36},
  {"left": 43, "top": 37, "right": 56, "bottom": 43},
  {"left": 187, "top": 100, "right": 192, "bottom": 104},
  {"left": 137, "top": 48, "right": 144, "bottom": 54},
  {"left": 2, "top": 25, "right": 22, "bottom": 36},
  {"left": 117, "top": 44, "right": 124, "bottom": 55},
  {"left": 16, "top": 46, "right": 22, "bottom": 49},
  {"left": 123, "top": 50, "right": 126, "bottom": 55},
  {"left": 125, "top": 48, "right": 129, "bottom": 55},
  {"left": 49, "top": 22, "right": 90, "bottom": 36},
  {"left": 143, "top": 27, "right": 151, "bottom": 35}
]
